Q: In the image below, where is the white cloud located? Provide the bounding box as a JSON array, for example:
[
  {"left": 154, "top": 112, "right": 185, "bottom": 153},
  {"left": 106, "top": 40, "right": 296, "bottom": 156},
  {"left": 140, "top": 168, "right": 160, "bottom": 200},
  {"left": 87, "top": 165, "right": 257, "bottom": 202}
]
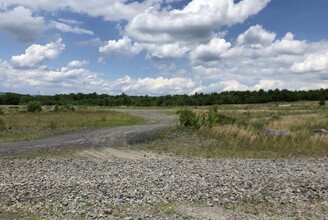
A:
[
  {"left": 99, "top": 36, "right": 142, "bottom": 59},
  {"left": 271, "top": 32, "right": 307, "bottom": 55},
  {"left": 0, "top": 0, "right": 159, "bottom": 21},
  {"left": 0, "top": 59, "right": 199, "bottom": 95},
  {"left": 0, "top": 6, "right": 45, "bottom": 42},
  {"left": 291, "top": 52, "right": 328, "bottom": 73},
  {"left": 253, "top": 79, "right": 284, "bottom": 90},
  {"left": 126, "top": 0, "right": 270, "bottom": 43},
  {"left": 236, "top": 24, "right": 276, "bottom": 48},
  {"left": 67, "top": 60, "right": 89, "bottom": 68},
  {"left": 11, "top": 38, "right": 65, "bottom": 68},
  {"left": 50, "top": 21, "right": 94, "bottom": 35},
  {"left": 221, "top": 80, "right": 250, "bottom": 91},
  {"left": 190, "top": 38, "right": 231, "bottom": 63},
  {"left": 145, "top": 43, "right": 189, "bottom": 61},
  {"left": 121, "top": 76, "right": 196, "bottom": 95}
]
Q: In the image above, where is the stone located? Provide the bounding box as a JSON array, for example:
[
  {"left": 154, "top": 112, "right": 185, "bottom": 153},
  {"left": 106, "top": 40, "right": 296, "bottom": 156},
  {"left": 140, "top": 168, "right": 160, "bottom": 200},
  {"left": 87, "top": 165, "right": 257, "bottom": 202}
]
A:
[
  {"left": 258, "top": 129, "right": 294, "bottom": 136},
  {"left": 104, "top": 209, "right": 113, "bottom": 215},
  {"left": 314, "top": 129, "right": 328, "bottom": 136}
]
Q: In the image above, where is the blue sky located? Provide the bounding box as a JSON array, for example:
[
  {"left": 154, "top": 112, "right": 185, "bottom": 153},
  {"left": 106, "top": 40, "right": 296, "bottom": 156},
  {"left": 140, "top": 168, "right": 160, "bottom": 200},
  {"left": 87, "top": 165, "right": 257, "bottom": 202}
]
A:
[{"left": 0, "top": 0, "right": 327, "bottom": 95}]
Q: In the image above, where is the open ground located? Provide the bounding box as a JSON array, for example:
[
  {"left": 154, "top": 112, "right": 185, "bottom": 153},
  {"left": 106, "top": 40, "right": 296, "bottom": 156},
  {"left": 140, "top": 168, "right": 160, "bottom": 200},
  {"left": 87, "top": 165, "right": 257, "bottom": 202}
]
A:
[{"left": 0, "top": 102, "right": 327, "bottom": 219}]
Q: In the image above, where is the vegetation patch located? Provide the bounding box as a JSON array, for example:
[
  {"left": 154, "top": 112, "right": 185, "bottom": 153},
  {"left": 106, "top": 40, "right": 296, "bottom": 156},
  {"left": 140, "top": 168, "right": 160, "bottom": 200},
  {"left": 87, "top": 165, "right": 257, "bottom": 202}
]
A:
[
  {"left": 139, "top": 102, "right": 328, "bottom": 158},
  {"left": 0, "top": 106, "right": 144, "bottom": 142}
]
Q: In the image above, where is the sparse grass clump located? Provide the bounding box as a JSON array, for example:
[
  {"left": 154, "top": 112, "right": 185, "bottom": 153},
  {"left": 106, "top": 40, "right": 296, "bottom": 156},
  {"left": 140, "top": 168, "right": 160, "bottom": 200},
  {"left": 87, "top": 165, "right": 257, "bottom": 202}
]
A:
[
  {"left": 0, "top": 107, "right": 4, "bottom": 115},
  {"left": 0, "top": 117, "right": 6, "bottom": 131}
]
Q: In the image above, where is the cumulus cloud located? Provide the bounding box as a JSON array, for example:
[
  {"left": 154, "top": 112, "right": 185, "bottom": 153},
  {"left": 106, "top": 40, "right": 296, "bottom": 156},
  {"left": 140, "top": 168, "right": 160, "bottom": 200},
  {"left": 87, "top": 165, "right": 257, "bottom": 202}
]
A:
[
  {"left": 50, "top": 21, "right": 94, "bottom": 35},
  {"left": 99, "top": 36, "right": 142, "bottom": 59},
  {"left": 145, "top": 43, "right": 189, "bottom": 61},
  {"left": 67, "top": 60, "right": 89, "bottom": 68},
  {"left": 126, "top": 0, "right": 270, "bottom": 43},
  {"left": 11, "top": 38, "right": 65, "bottom": 68},
  {"left": 291, "top": 52, "right": 328, "bottom": 73},
  {"left": 236, "top": 24, "right": 276, "bottom": 48},
  {"left": 0, "top": 6, "right": 45, "bottom": 42},
  {"left": 271, "top": 32, "right": 307, "bottom": 55},
  {"left": 253, "top": 79, "right": 284, "bottom": 90},
  {"left": 0, "top": 0, "right": 158, "bottom": 21},
  {"left": 190, "top": 38, "right": 231, "bottom": 63},
  {"left": 121, "top": 76, "right": 196, "bottom": 95},
  {"left": 0, "top": 59, "right": 199, "bottom": 95}
]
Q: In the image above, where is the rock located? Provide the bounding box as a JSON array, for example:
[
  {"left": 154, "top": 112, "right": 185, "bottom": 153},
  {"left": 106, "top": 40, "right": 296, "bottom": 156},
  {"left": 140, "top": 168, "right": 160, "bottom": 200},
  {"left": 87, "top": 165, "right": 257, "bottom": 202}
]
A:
[
  {"left": 258, "top": 129, "right": 294, "bottom": 136},
  {"left": 104, "top": 208, "right": 113, "bottom": 215},
  {"left": 313, "top": 129, "right": 328, "bottom": 136}
]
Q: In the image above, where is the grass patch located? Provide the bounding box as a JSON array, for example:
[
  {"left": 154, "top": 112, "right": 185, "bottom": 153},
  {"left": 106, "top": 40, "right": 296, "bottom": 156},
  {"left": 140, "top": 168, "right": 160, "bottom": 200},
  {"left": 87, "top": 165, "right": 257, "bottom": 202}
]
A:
[
  {"left": 0, "top": 106, "right": 144, "bottom": 142},
  {"left": 138, "top": 101, "right": 328, "bottom": 158}
]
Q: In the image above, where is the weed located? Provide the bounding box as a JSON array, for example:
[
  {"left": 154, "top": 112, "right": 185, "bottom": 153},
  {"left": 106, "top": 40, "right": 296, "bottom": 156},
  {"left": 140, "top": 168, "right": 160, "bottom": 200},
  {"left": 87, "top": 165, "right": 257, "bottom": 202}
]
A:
[{"left": 0, "top": 117, "right": 6, "bottom": 131}]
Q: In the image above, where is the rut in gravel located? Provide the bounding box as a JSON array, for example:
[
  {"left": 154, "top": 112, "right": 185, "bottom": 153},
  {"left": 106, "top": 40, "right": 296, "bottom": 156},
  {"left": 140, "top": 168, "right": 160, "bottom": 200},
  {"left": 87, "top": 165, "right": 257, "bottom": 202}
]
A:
[{"left": 0, "top": 109, "right": 177, "bottom": 156}]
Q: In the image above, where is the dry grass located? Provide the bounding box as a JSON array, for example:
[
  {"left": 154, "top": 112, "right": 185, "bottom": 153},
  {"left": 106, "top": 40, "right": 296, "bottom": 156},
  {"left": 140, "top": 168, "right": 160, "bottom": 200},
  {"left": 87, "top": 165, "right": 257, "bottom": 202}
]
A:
[{"left": 139, "top": 101, "right": 328, "bottom": 158}]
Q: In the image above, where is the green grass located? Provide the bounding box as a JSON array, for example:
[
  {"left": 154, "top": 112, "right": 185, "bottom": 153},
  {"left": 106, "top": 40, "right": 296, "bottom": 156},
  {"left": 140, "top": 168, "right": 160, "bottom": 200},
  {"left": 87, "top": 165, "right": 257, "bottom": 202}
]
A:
[
  {"left": 0, "top": 106, "right": 144, "bottom": 142},
  {"left": 137, "top": 101, "right": 328, "bottom": 158}
]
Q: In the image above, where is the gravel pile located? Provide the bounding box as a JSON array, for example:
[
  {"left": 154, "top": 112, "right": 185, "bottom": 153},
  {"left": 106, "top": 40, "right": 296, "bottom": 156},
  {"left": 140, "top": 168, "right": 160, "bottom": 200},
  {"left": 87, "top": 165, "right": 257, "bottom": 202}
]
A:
[{"left": 0, "top": 158, "right": 327, "bottom": 219}]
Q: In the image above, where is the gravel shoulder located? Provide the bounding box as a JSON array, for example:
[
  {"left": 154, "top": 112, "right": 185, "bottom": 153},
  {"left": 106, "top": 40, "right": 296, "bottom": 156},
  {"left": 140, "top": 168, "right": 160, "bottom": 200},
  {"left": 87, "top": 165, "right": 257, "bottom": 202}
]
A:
[
  {"left": 0, "top": 157, "right": 327, "bottom": 219},
  {"left": 0, "top": 109, "right": 177, "bottom": 156}
]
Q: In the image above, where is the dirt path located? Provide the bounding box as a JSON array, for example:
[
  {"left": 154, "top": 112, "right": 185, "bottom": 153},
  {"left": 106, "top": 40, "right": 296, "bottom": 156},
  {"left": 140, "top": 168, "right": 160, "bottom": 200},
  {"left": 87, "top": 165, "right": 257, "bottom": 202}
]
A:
[{"left": 0, "top": 109, "right": 177, "bottom": 156}]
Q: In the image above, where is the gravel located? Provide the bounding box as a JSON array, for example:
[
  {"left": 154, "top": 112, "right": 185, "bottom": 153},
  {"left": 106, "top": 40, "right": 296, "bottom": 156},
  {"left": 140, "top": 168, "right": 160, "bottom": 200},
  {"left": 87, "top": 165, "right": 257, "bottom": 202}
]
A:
[
  {"left": 0, "top": 109, "right": 176, "bottom": 156},
  {"left": 0, "top": 157, "right": 327, "bottom": 219}
]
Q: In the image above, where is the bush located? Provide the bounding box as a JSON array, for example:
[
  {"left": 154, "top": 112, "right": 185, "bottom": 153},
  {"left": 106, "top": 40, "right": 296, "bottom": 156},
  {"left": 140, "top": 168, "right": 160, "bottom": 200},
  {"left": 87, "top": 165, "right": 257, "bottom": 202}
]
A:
[
  {"left": 0, "top": 117, "right": 6, "bottom": 131},
  {"left": 27, "top": 101, "right": 42, "bottom": 113},
  {"left": 178, "top": 109, "right": 200, "bottom": 129},
  {"left": 319, "top": 97, "right": 325, "bottom": 106}
]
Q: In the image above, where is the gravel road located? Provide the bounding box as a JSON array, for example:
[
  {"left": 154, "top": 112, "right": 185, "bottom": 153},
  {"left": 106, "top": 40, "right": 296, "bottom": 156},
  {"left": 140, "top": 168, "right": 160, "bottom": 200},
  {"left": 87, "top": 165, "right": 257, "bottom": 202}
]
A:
[{"left": 0, "top": 109, "right": 176, "bottom": 156}]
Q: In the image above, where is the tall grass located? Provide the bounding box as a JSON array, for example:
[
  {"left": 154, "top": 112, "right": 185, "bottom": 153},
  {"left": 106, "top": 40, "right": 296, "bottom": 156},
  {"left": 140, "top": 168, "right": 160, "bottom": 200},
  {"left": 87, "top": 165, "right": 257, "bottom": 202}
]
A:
[{"left": 142, "top": 102, "right": 328, "bottom": 158}]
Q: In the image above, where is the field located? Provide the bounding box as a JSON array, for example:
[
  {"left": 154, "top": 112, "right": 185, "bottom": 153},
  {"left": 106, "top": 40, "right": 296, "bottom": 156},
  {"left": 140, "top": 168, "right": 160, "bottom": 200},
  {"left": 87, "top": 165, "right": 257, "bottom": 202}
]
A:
[
  {"left": 1, "top": 102, "right": 327, "bottom": 158},
  {"left": 137, "top": 101, "right": 328, "bottom": 158},
  {"left": 0, "top": 102, "right": 327, "bottom": 219},
  {"left": 0, "top": 105, "right": 144, "bottom": 143}
]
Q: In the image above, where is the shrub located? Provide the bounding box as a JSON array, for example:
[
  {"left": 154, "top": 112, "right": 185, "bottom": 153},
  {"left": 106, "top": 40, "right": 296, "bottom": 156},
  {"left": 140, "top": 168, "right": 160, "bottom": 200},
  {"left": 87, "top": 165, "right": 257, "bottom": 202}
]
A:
[
  {"left": 62, "top": 104, "right": 75, "bottom": 112},
  {"left": 54, "top": 104, "right": 60, "bottom": 112},
  {"left": 0, "top": 117, "right": 6, "bottom": 131},
  {"left": 319, "top": 97, "right": 325, "bottom": 106},
  {"left": 216, "top": 113, "right": 237, "bottom": 125},
  {"left": 53, "top": 104, "right": 75, "bottom": 112},
  {"left": 27, "top": 101, "right": 42, "bottom": 113},
  {"left": 178, "top": 109, "right": 200, "bottom": 129}
]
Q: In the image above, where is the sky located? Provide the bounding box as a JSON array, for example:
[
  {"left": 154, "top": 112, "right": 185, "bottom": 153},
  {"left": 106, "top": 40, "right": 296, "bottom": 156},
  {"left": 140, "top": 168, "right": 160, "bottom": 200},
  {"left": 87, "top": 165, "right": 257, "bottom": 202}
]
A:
[{"left": 0, "top": 0, "right": 328, "bottom": 95}]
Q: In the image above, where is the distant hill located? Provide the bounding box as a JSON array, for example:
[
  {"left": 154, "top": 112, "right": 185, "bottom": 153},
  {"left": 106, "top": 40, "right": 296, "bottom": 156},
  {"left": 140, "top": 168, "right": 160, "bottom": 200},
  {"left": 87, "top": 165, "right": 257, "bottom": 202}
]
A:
[{"left": 0, "top": 92, "right": 5, "bottom": 96}]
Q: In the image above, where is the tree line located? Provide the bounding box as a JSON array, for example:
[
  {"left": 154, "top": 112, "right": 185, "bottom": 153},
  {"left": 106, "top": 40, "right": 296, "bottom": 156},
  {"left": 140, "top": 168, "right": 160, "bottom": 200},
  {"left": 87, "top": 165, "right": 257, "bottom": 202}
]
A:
[{"left": 0, "top": 89, "right": 327, "bottom": 106}]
